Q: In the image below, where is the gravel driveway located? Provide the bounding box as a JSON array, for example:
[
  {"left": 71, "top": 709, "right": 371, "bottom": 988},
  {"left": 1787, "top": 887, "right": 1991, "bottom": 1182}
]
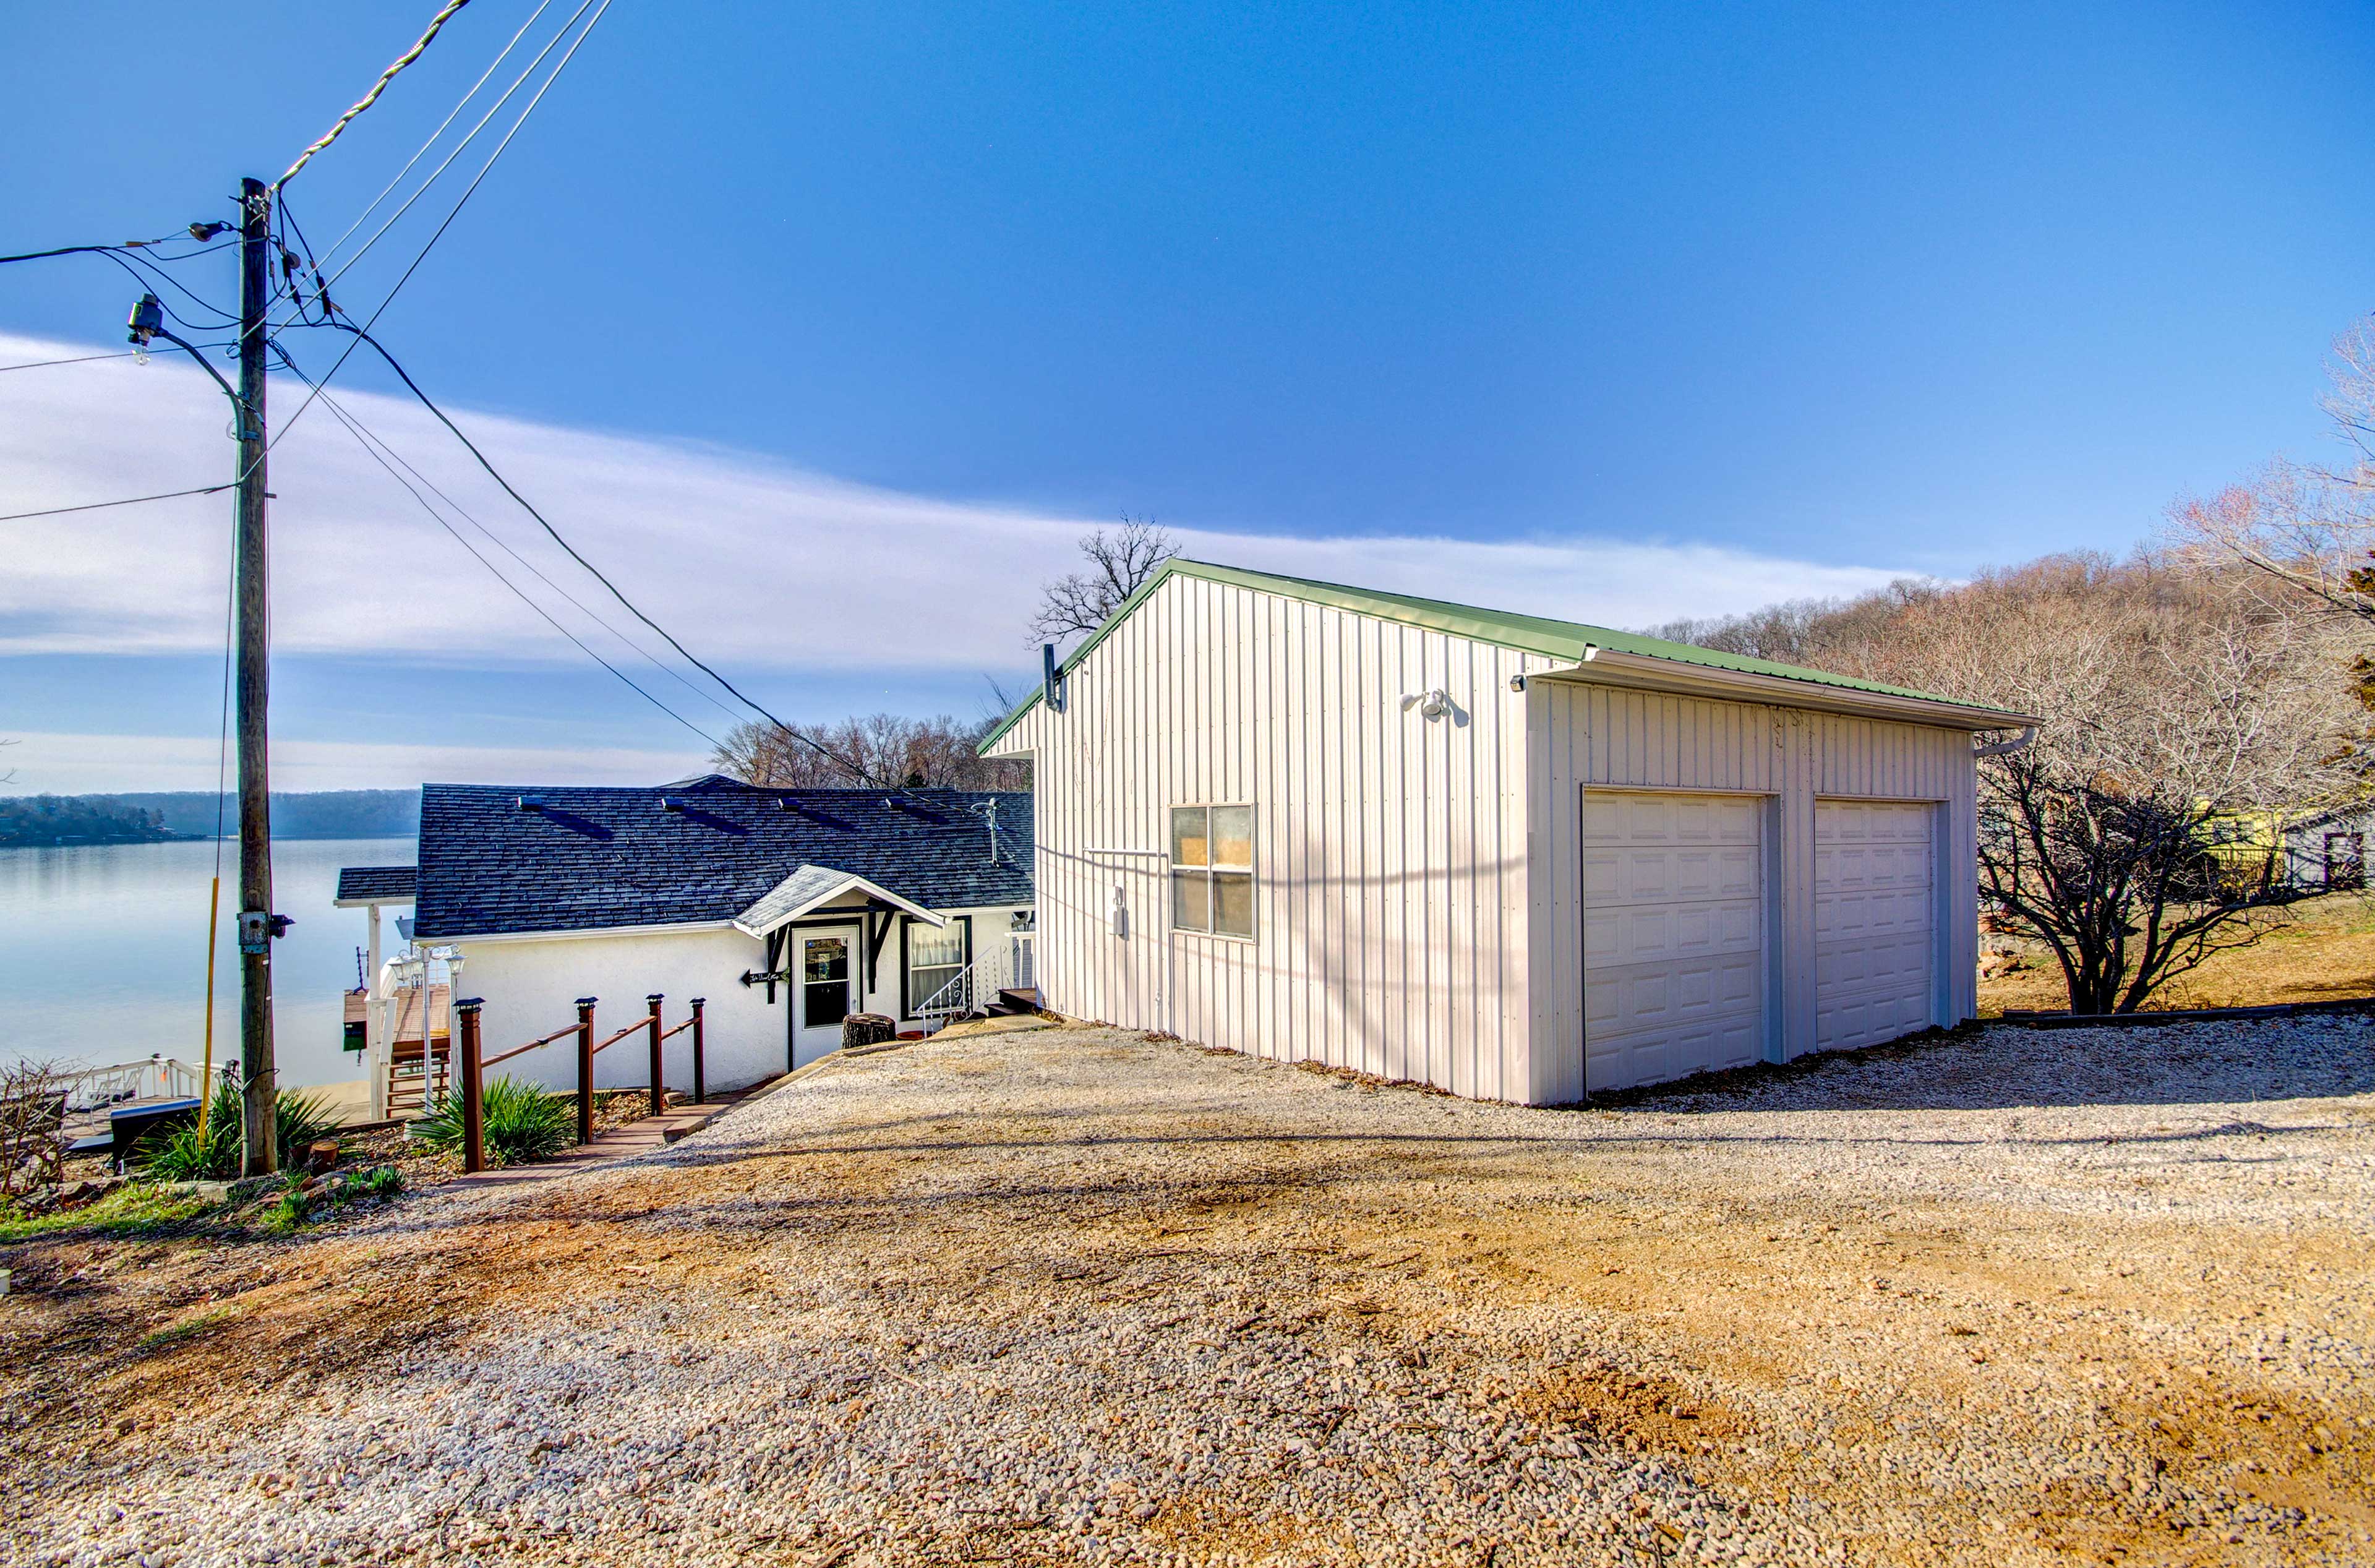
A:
[{"left": 6, "top": 1016, "right": 2373, "bottom": 1567}]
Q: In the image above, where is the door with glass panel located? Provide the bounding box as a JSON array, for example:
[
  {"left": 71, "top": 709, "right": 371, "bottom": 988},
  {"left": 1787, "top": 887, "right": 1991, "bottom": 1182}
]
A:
[{"left": 791, "top": 928, "right": 857, "bottom": 1068}]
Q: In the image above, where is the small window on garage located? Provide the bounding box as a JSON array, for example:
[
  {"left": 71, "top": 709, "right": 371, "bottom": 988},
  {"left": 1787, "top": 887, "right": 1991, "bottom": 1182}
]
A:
[{"left": 1171, "top": 803, "right": 1255, "bottom": 939}]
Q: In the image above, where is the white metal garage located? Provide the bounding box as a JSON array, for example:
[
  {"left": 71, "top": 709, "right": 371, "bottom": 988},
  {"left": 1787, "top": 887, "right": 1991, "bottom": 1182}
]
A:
[
  {"left": 1582, "top": 790, "right": 1767, "bottom": 1090},
  {"left": 1813, "top": 799, "right": 1937, "bottom": 1053},
  {"left": 981, "top": 559, "right": 2035, "bottom": 1105}
]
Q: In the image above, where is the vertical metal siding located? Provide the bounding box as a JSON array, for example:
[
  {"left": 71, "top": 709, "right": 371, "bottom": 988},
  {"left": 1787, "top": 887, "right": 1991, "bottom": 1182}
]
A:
[{"left": 999, "top": 574, "right": 1546, "bottom": 1099}]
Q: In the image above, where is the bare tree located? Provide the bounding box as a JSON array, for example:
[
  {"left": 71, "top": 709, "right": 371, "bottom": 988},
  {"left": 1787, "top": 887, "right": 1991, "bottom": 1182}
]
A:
[
  {"left": 1644, "top": 580, "right": 1945, "bottom": 665},
  {"left": 712, "top": 713, "right": 1030, "bottom": 791},
  {"left": 1658, "top": 553, "right": 2358, "bottom": 1011},
  {"left": 2172, "top": 320, "right": 2375, "bottom": 625},
  {"left": 2171, "top": 319, "right": 2375, "bottom": 771},
  {"left": 1027, "top": 517, "right": 1180, "bottom": 648},
  {"left": 0, "top": 1060, "right": 68, "bottom": 1201}
]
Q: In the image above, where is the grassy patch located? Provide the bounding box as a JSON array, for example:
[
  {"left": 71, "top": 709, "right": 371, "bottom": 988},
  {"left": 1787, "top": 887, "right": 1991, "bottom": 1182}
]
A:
[
  {"left": 137, "top": 1301, "right": 243, "bottom": 1352},
  {"left": 0, "top": 1183, "right": 218, "bottom": 1245},
  {"left": 1980, "top": 888, "right": 2375, "bottom": 1014},
  {"left": 263, "top": 1164, "right": 405, "bottom": 1236}
]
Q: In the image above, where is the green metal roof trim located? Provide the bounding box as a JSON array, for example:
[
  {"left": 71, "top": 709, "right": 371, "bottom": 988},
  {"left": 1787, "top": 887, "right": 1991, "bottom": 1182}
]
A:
[{"left": 978, "top": 558, "right": 1980, "bottom": 753}]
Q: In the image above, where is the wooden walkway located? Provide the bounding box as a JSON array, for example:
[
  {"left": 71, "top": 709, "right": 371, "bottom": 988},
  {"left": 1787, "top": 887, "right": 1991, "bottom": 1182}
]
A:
[{"left": 445, "top": 1081, "right": 772, "bottom": 1190}]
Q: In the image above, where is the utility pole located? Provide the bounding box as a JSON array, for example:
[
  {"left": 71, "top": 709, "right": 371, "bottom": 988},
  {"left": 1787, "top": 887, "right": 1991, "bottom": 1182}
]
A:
[{"left": 233, "top": 175, "right": 281, "bottom": 1178}]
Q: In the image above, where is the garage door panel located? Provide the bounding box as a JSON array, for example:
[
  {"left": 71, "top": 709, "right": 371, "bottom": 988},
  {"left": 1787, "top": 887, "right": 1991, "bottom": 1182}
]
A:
[
  {"left": 1815, "top": 800, "right": 1936, "bottom": 1054},
  {"left": 1583, "top": 790, "right": 1768, "bottom": 1091}
]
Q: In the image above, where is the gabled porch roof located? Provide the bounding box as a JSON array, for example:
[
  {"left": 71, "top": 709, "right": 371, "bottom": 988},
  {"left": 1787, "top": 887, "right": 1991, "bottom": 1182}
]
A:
[{"left": 730, "top": 865, "right": 948, "bottom": 939}]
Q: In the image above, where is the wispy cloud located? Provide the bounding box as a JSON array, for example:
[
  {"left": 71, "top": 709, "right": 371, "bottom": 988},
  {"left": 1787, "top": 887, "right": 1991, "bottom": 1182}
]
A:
[{"left": 3, "top": 331, "right": 1909, "bottom": 675}]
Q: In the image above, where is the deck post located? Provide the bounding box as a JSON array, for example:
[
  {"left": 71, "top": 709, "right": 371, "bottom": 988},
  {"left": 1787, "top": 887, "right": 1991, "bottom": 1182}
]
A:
[
  {"left": 456, "top": 999, "right": 485, "bottom": 1175},
  {"left": 690, "top": 997, "right": 706, "bottom": 1105},
  {"left": 574, "top": 997, "right": 597, "bottom": 1144},
  {"left": 646, "top": 993, "right": 665, "bottom": 1116}
]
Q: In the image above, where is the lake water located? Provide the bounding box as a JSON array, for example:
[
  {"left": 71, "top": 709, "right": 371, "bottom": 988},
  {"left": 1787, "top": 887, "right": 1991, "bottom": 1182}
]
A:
[{"left": 0, "top": 837, "right": 412, "bottom": 1087}]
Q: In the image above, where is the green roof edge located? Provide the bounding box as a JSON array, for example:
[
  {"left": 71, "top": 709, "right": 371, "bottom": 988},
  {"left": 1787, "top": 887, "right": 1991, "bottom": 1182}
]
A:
[{"left": 979, "top": 557, "right": 1986, "bottom": 754}]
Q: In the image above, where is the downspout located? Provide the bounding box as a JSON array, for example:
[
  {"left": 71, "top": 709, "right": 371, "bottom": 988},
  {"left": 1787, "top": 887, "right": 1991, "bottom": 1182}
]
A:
[{"left": 1975, "top": 726, "right": 2035, "bottom": 758}]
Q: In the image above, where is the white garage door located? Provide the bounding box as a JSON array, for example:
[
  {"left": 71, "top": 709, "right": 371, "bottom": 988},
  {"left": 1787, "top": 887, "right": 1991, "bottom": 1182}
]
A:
[
  {"left": 1815, "top": 800, "right": 1936, "bottom": 1052},
  {"left": 1583, "top": 790, "right": 1767, "bottom": 1091}
]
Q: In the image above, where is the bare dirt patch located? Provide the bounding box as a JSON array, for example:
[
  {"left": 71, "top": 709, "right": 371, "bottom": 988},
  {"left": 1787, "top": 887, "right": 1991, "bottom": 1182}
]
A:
[{"left": 3, "top": 1017, "right": 2371, "bottom": 1567}]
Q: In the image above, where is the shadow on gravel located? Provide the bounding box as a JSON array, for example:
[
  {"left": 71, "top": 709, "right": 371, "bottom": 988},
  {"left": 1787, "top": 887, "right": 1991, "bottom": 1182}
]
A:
[{"left": 1579, "top": 1019, "right": 2375, "bottom": 1115}]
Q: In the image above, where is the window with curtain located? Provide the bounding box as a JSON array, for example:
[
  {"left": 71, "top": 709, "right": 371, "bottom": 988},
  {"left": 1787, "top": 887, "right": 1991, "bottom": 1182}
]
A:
[
  {"left": 1170, "top": 803, "right": 1255, "bottom": 938},
  {"left": 905, "top": 918, "right": 969, "bottom": 1011}
]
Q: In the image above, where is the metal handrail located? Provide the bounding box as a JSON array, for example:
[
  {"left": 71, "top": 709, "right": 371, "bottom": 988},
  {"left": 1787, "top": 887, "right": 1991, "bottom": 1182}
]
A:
[{"left": 914, "top": 961, "right": 978, "bottom": 1019}]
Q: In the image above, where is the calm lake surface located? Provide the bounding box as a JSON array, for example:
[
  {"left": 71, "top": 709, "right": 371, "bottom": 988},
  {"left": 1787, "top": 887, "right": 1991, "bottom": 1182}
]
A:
[{"left": 0, "top": 836, "right": 411, "bottom": 1087}]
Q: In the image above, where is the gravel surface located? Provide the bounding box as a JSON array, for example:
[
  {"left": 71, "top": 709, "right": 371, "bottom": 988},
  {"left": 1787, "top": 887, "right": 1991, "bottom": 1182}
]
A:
[{"left": 4, "top": 1016, "right": 2371, "bottom": 1566}]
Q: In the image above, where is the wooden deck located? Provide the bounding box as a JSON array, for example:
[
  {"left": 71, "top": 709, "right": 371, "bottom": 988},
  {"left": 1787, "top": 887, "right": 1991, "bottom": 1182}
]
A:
[{"left": 346, "top": 984, "right": 453, "bottom": 1115}]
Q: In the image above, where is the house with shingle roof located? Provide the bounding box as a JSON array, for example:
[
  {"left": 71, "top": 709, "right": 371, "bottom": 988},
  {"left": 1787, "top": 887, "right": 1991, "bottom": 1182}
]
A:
[{"left": 343, "top": 776, "right": 1033, "bottom": 1100}]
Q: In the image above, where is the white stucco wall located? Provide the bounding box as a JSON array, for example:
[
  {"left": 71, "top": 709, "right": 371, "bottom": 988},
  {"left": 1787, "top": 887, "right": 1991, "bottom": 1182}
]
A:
[{"left": 453, "top": 903, "right": 1028, "bottom": 1096}]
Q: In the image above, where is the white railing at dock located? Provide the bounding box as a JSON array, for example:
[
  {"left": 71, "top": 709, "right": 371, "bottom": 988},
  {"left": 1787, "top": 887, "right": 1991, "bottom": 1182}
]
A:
[{"left": 56, "top": 1056, "right": 209, "bottom": 1113}]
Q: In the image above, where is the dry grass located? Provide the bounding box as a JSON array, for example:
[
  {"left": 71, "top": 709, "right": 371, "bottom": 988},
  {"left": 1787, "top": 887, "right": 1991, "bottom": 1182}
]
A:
[{"left": 1979, "top": 888, "right": 2375, "bottom": 1014}]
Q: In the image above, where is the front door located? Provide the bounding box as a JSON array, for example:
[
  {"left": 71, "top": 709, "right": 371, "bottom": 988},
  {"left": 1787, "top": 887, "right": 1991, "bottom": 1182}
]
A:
[{"left": 792, "top": 928, "right": 857, "bottom": 1068}]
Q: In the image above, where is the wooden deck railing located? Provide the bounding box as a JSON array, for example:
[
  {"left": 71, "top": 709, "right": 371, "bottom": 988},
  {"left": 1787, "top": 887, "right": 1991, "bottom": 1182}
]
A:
[{"left": 450, "top": 993, "right": 708, "bottom": 1175}]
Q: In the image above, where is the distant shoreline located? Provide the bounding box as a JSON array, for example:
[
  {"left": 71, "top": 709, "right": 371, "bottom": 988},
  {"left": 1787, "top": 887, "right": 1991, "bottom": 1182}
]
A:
[{"left": 0, "top": 789, "right": 419, "bottom": 843}]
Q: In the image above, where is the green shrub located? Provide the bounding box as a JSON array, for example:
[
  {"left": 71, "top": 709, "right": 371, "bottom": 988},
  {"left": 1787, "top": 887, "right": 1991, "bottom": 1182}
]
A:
[
  {"left": 262, "top": 1163, "right": 404, "bottom": 1236},
  {"left": 413, "top": 1076, "right": 573, "bottom": 1166},
  {"left": 139, "top": 1079, "right": 342, "bottom": 1180}
]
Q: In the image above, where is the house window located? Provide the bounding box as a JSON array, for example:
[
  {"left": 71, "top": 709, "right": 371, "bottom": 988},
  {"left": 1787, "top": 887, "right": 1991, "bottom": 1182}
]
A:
[
  {"left": 905, "top": 918, "right": 969, "bottom": 1013},
  {"left": 1171, "top": 804, "right": 1255, "bottom": 938}
]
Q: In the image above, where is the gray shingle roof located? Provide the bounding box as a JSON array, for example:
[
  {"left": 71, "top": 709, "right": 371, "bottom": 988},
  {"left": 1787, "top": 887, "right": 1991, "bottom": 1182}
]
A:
[
  {"left": 413, "top": 778, "right": 1033, "bottom": 940},
  {"left": 335, "top": 865, "right": 418, "bottom": 904}
]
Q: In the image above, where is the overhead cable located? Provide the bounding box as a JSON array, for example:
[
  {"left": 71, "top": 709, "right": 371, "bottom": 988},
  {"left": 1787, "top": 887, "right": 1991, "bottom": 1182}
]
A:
[
  {"left": 269, "top": 345, "right": 725, "bottom": 751},
  {"left": 0, "top": 349, "right": 147, "bottom": 373},
  {"left": 275, "top": 0, "right": 479, "bottom": 191},
  {"left": 265, "top": 0, "right": 615, "bottom": 457},
  {"left": 312, "top": 0, "right": 559, "bottom": 271},
  {"left": 0, "top": 484, "right": 233, "bottom": 525},
  {"left": 268, "top": 340, "right": 740, "bottom": 723},
  {"left": 319, "top": 0, "right": 598, "bottom": 290},
  {"left": 323, "top": 319, "right": 883, "bottom": 785}
]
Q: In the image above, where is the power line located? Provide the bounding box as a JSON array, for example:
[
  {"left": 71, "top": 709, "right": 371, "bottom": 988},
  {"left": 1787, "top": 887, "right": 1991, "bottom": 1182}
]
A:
[
  {"left": 270, "top": 346, "right": 724, "bottom": 750},
  {"left": 0, "top": 349, "right": 145, "bottom": 372},
  {"left": 265, "top": 0, "right": 615, "bottom": 460},
  {"left": 275, "top": 0, "right": 480, "bottom": 191},
  {"left": 264, "top": 340, "right": 740, "bottom": 724},
  {"left": 312, "top": 0, "right": 559, "bottom": 272},
  {"left": 0, "top": 239, "right": 243, "bottom": 328},
  {"left": 0, "top": 484, "right": 232, "bottom": 525},
  {"left": 320, "top": 0, "right": 599, "bottom": 291},
  {"left": 323, "top": 319, "right": 884, "bottom": 786}
]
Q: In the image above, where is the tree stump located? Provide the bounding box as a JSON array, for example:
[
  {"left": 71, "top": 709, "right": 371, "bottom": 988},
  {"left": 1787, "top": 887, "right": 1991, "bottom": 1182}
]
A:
[{"left": 842, "top": 1013, "right": 896, "bottom": 1050}]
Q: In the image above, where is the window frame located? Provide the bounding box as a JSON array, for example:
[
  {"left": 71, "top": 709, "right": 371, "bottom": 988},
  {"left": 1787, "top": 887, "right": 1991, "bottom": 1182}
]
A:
[
  {"left": 1169, "top": 802, "right": 1257, "bottom": 943},
  {"left": 900, "top": 913, "right": 974, "bottom": 1016}
]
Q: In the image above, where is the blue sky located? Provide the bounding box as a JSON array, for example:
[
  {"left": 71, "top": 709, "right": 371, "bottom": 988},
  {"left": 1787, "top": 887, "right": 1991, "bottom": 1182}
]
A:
[{"left": 6, "top": 1, "right": 2373, "bottom": 790}]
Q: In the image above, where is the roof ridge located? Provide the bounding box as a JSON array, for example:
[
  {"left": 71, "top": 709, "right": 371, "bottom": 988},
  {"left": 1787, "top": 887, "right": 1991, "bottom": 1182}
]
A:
[{"left": 979, "top": 556, "right": 2024, "bottom": 753}]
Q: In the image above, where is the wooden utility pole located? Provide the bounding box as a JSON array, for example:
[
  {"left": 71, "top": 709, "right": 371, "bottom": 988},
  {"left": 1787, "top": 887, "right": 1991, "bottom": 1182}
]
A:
[{"left": 234, "top": 175, "right": 280, "bottom": 1177}]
